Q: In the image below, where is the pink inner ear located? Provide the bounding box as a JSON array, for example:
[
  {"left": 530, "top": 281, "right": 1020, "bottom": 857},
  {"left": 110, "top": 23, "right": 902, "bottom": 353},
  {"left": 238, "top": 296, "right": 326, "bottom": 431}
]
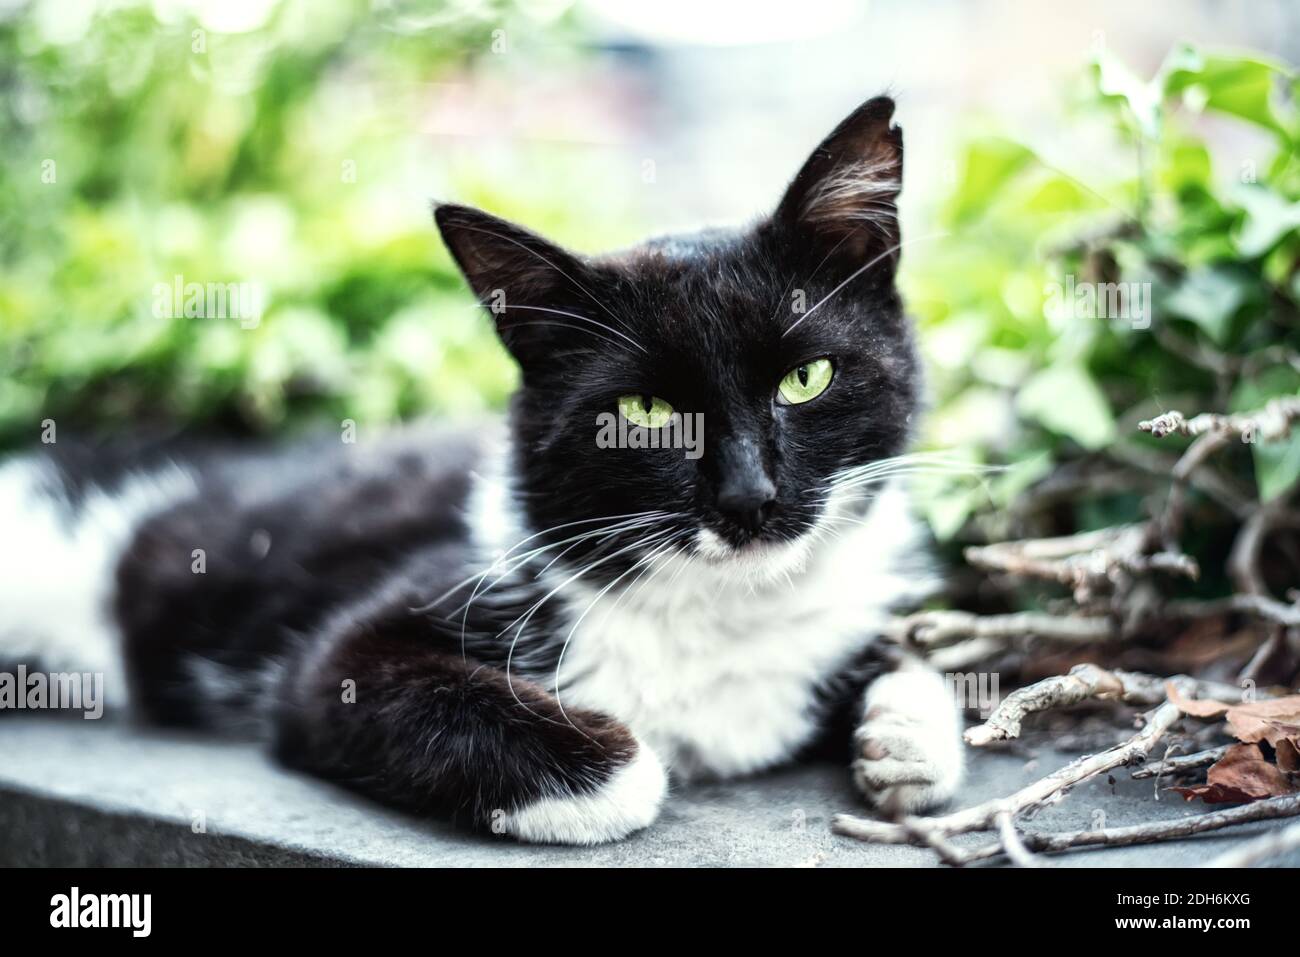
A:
[
  {"left": 799, "top": 153, "right": 901, "bottom": 242},
  {"left": 435, "top": 202, "right": 588, "bottom": 306},
  {"left": 772, "top": 96, "right": 903, "bottom": 265}
]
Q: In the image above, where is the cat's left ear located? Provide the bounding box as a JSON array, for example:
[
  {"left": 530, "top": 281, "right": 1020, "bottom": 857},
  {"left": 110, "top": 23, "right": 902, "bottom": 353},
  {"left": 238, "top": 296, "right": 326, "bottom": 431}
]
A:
[{"left": 771, "top": 95, "right": 903, "bottom": 274}]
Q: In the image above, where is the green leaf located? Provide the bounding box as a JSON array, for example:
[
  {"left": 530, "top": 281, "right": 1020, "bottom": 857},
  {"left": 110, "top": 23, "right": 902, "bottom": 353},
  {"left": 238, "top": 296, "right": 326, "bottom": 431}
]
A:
[
  {"left": 1232, "top": 185, "right": 1300, "bottom": 258},
  {"left": 1163, "top": 265, "right": 1250, "bottom": 345},
  {"left": 1232, "top": 369, "right": 1300, "bottom": 501},
  {"left": 1162, "top": 46, "right": 1295, "bottom": 139},
  {"left": 1254, "top": 434, "right": 1300, "bottom": 501},
  {"left": 921, "top": 488, "right": 977, "bottom": 542},
  {"left": 942, "top": 137, "right": 1036, "bottom": 226},
  {"left": 989, "top": 452, "right": 1054, "bottom": 507},
  {"left": 1159, "top": 139, "right": 1213, "bottom": 195},
  {"left": 1092, "top": 50, "right": 1162, "bottom": 138},
  {"left": 1016, "top": 363, "right": 1116, "bottom": 449}
]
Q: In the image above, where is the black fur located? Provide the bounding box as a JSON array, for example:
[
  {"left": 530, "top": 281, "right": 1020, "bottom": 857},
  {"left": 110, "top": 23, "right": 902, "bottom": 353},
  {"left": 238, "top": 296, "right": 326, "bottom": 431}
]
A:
[{"left": 25, "top": 96, "right": 923, "bottom": 835}]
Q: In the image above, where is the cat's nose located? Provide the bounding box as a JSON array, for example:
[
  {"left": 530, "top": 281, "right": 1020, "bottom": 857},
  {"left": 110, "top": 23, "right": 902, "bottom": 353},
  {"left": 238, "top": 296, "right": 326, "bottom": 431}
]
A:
[
  {"left": 716, "top": 477, "right": 777, "bottom": 531},
  {"left": 714, "top": 433, "right": 777, "bottom": 532}
]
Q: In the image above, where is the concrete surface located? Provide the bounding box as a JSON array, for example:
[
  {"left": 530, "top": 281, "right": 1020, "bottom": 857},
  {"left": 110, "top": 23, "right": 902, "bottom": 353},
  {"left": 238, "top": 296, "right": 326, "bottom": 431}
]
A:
[{"left": 0, "top": 716, "right": 1295, "bottom": 867}]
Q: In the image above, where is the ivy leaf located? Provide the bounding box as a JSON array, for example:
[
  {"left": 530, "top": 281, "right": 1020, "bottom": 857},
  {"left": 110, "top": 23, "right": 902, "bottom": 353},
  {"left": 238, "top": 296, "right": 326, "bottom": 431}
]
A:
[
  {"left": 1232, "top": 185, "right": 1300, "bottom": 258},
  {"left": 1016, "top": 363, "right": 1116, "bottom": 450},
  {"left": 1092, "top": 51, "right": 1162, "bottom": 139},
  {"left": 1161, "top": 46, "right": 1295, "bottom": 140},
  {"left": 942, "top": 137, "right": 1035, "bottom": 227},
  {"left": 1163, "top": 265, "right": 1250, "bottom": 345},
  {"left": 1255, "top": 434, "right": 1300, "bottom": 502},
  {"left": 921, "top": 487, "right": 978, "bottom": 543},
  {"left": 1158, "top": 139, "right": 1212, "bottom": 195},
  {"left": 1232, "top": 369, "right": 1300, "bottom": 501}
]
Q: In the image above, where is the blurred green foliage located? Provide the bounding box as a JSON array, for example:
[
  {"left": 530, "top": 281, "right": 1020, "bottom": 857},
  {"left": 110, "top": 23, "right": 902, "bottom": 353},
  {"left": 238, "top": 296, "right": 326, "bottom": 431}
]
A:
[
  {"left": 2, "top": 1, "right": 1297, "bottom": 552},
  {"left": 0, "top": 0, "right": 614, "bottom": 447},
  {"left": 904, "top": 44, "right": 1300, "bottom": 542}
]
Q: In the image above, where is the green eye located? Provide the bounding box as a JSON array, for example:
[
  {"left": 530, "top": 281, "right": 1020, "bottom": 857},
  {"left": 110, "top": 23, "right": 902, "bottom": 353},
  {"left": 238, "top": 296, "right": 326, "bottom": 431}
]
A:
[
  {"left": 777, "top": 358, "right": 834, "bottom": 405},
  {"left": 618, "top": 394, "right": 674, "bottom": 428}
]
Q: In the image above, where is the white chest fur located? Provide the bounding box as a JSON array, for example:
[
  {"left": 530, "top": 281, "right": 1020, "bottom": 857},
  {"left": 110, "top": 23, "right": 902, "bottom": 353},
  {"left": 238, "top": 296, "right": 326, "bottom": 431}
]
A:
[{"left": 552, "top": 484, "right": 929, "bottom": 780}]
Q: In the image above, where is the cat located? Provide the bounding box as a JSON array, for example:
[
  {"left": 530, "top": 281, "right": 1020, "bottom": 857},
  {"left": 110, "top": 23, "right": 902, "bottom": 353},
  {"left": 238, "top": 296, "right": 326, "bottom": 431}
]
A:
[{"left": 0, "top": 95, "right": 963, "bottom": 845}]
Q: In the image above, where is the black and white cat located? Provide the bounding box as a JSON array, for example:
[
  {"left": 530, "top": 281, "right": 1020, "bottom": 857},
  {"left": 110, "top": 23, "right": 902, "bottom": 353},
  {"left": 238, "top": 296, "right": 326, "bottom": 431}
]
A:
[{"left": 0, "top": 96, "right": 963, "bottom": 845}]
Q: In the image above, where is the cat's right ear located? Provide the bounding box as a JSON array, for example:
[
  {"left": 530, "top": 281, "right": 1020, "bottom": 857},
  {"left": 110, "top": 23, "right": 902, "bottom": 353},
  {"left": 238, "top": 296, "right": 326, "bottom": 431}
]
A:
[{"left": 434, "top": 203, "right": 599, "bottom": 366}]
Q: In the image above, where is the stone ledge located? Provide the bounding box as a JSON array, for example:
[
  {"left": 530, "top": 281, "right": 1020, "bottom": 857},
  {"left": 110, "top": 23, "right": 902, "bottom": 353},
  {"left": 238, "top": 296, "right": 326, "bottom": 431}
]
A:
[{"left": 0, "top": 717, "right": 1293, "bottom": 867}]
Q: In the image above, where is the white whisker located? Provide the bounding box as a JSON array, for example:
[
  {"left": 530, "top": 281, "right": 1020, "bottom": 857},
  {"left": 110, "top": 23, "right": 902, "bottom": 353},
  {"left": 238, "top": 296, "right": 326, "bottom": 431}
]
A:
[
  {"left": 413, "top": 509, "right": 667, "bottom": 617},
  {"left": 551, "top": 530, "right": 690, "bottom": 727},
  {"left": 782, "top": 231, "right": 947, "bottom": 337},
  {"left": 454, "top": 222, "right": 639, "bottom": 337},
  {"left": 492, "top": 303, "right": 646, "bottom": 354},
  {"left": 498, "top": 525, "right": 684, "bottom": 733}
]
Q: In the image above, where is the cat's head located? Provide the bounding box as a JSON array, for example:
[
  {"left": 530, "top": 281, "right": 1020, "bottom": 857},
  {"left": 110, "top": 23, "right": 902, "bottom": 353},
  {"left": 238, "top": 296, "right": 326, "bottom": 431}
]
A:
[{"left": 436, "top": 96, "right": 920, "bottom": 582}]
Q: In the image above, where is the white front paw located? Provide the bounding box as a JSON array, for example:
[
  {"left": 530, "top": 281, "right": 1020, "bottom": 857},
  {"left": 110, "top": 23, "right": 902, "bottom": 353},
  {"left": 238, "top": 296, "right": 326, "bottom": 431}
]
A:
[{"left": 852, "top": 669, "right": 963, "bottom": 814}]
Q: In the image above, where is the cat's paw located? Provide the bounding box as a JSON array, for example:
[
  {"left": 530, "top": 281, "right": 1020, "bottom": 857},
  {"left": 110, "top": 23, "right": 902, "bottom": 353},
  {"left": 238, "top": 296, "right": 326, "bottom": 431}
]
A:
[
  {"left": 500, "top": 743, "right": 667, "bottom": 845},
  {"left": 852, "top": 668, "right": 963, "bottom": 814}
]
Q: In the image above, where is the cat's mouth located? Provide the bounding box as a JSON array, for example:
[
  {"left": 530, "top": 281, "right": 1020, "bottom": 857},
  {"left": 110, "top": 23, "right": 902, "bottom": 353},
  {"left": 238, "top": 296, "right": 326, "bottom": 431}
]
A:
[
  {"left": 692, "top": 524, "right": 815, "bottom": 580},
  {"left": 697, "top": 521, "right": 774, "bottom": 553}
]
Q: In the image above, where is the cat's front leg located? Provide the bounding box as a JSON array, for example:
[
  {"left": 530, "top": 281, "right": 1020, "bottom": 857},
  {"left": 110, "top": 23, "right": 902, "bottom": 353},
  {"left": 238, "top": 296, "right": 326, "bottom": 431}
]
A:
[
  {"left": 852, "top": 656, "right": 964, "bottom": 813},
  {"left": 274, "top": 590, "right": 666, "bottom": 845}
]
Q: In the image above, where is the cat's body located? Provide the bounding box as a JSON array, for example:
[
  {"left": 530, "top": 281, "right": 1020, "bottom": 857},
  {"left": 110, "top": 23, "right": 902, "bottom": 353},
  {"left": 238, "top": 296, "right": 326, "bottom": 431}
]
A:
[{"left": 0, "top": 96, "right": 965, "bottom": 844}]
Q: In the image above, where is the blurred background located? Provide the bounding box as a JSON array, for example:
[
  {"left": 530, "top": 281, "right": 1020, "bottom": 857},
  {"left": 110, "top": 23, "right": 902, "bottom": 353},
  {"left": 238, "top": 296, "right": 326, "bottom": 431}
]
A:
[{"left": 2, "top": 0, "right": 1298, "bottom": 553}]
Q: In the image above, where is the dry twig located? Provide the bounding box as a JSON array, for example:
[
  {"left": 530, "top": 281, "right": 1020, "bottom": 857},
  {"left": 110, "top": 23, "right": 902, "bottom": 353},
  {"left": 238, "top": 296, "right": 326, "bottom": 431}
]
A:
[
  {"left": 964, "top": 525, "right": 1197, "bottom": 604},
  {"left": 1140, "top": 398, "right": 1300, "bottom": 443},
  {"left": 1142, "top": 399, "right": 1300, "bottom": 548},
  {"left": 964, "top": 666, "right": 1247, "bottom": 746},
  {"left": 1208, "top": 815, "right": 1300, "bottom": 867},
  {"left": 888, "top": 609, "right": 1114, "bottom": 650},
  {"left": 853, "top": 394, "right": 1300, "bottom": 866},
  {"left": 834, "top": 690, "right": 1189, "bottom": 851},
  {"left": 1165, "top": 593, "right": 1300, "bottom": 628},
  {"left": 958, "top": 794, "right": 1300, "bottom": 866},
  {"left": 994, "top": 810, "right": 1042, "bottom": 867},
  {"left": 1131, "top": 745, "right": 1231, "bottom": 779}
]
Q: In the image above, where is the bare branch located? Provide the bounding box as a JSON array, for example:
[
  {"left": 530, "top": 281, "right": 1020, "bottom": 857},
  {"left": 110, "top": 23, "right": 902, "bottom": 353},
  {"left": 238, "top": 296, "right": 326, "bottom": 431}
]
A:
[
  {"left": 957, "top": 794, "right": 1300, "bottom": 866},
  {"left": 965, "top": 664, "right": 1126, "bottom": 746},
  {"left": 888, "top": 609, "right": 1115, "bottom": 650},
  {"left": 1165, "top": 593, "right": 1300, "bottom": 628},
  {"left": 1160, "top": 431, "right": 1232, "bottom": 546},
  {"left": 1011, "top": 460, "right": 1153, "bottom": 517},
  {"left": 1109, "top": 442, "right": 1253, "bottom": 519},
  {"left": 893, "top": 594, "right": 1300, "bottom": 672},
  {"left": 964, "top": 525, "right": 1197, "bottom": 603},
  {"left": 1130, "top": 744, "right": 1231, "bottom": 779},
  {"left": 1228, "top": 498, "right": 1300, "bottom": 597},
  {"left": 995, "top": 810, "right": 1042, "bottom": 867},
  {"left": 1151, "top": 324, "right": 1300, "bottom": 381},
  {"left": 834, "top": 692, "right": 1189, "bottom": 848},
  {"left": 964, "top": 666, "right": 1247, "bottom": 747},
  {"left": 925, "top": 636, "right": 1007, "bottom": 672},
  {"left": 1208, "top": 815, "right": 1300, "bottom": 867},
  {"left": 1140, "top": 396, "right": 1300, "bottom": 443},
  {"left": 841, "top": 390, "right": 1300, "bottom": 867}
]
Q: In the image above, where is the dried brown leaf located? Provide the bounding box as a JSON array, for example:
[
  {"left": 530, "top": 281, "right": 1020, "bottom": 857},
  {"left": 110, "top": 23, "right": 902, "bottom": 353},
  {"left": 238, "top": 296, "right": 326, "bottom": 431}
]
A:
[
  {"left": 1170, "top": 743, "right": 1297, "bottom": 804},
  {"left": 1277, "top": 738, "right": 1300, "bottom": 774},
  {"left": 1164, "top": 681, "right": 1231, "bottom": 719},
  {"left": 1223, "top": 698, "right": 1300, "bottom": 749}
]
